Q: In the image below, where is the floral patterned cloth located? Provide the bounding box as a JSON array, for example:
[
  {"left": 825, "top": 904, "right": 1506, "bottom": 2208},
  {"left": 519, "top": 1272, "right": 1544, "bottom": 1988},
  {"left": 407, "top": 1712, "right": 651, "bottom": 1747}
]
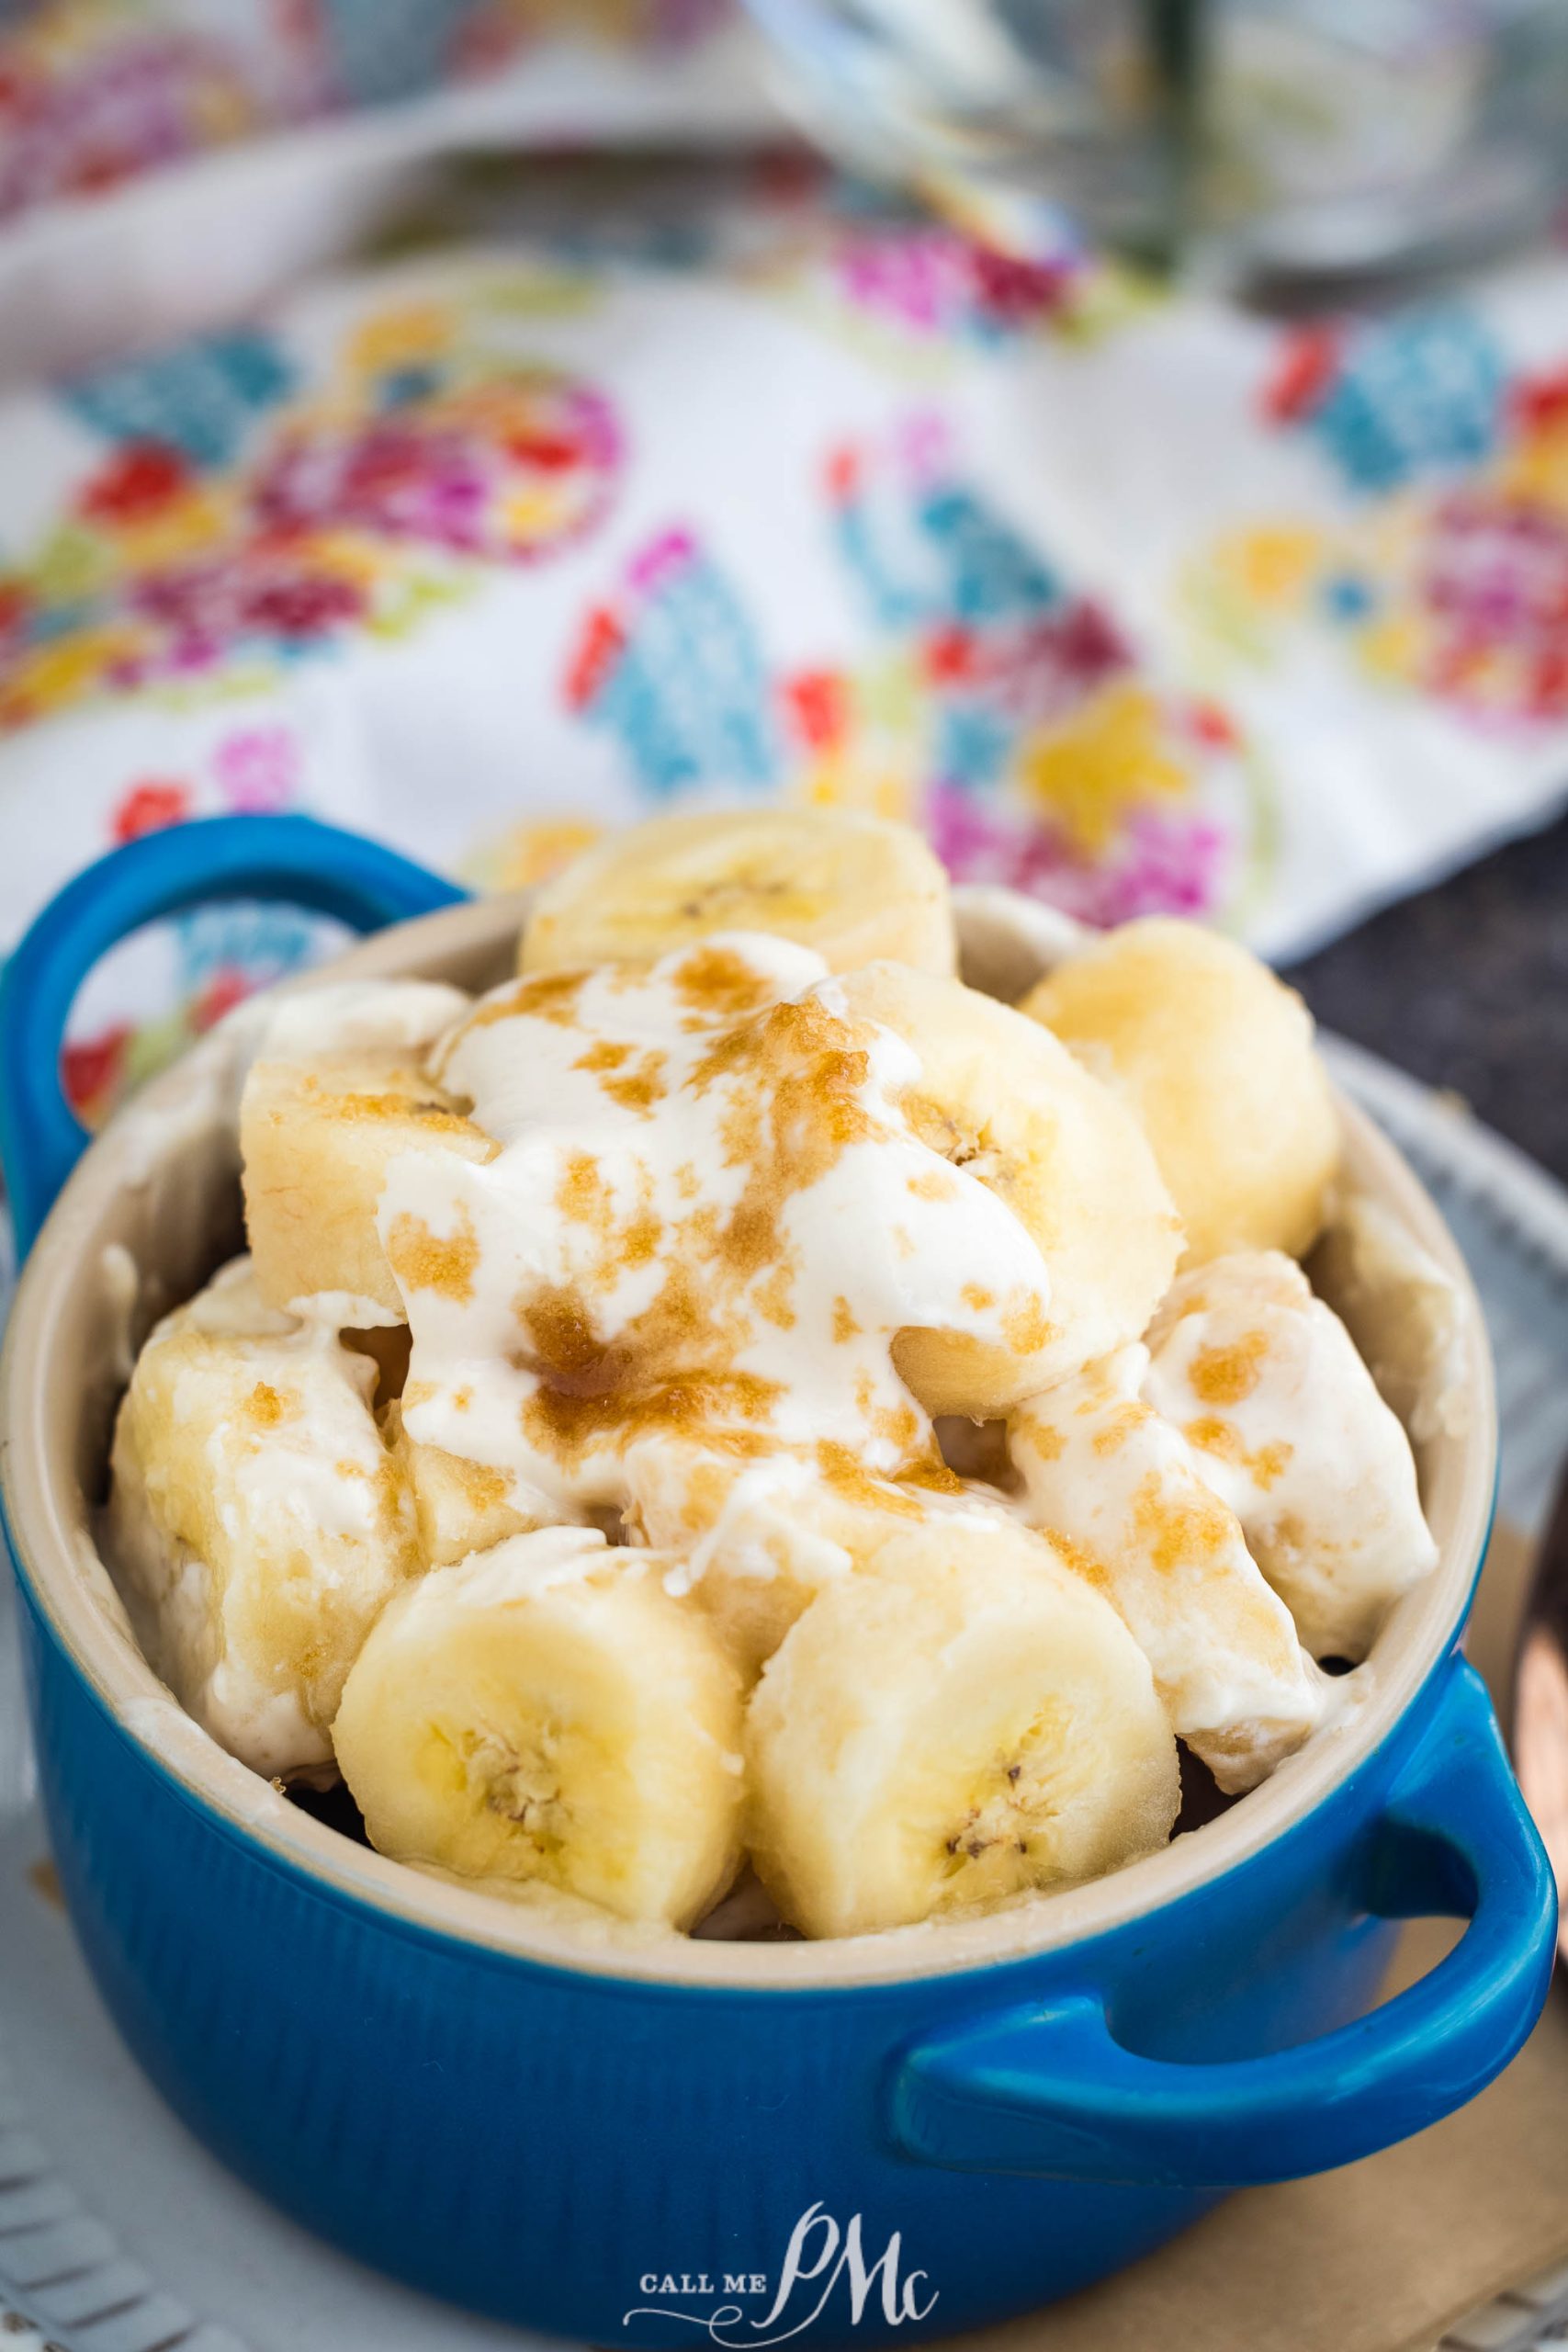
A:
[
  {"left": 0, "top": 154, "right": 1565, "bottom": 1119},
  {"left": 0, "top": 0, "right": 732, "bottom": 225}
]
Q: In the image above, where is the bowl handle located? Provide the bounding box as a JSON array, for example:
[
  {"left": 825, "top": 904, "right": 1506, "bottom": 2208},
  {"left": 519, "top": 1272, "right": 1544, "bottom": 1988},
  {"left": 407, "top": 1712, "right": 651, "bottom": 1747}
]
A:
[
  {"left": 0, "top": 815, "right": 466, "bottom": 1259},
  {"left": 888, "top": 1657, "right": 1556, "bottom": 2186}
]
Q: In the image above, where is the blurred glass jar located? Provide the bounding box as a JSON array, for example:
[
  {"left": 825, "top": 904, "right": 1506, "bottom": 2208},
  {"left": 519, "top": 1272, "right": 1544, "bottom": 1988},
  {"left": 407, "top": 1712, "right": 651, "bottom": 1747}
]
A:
[{"left": 740, "top": 0, "right": 1568, "bottom": 288}]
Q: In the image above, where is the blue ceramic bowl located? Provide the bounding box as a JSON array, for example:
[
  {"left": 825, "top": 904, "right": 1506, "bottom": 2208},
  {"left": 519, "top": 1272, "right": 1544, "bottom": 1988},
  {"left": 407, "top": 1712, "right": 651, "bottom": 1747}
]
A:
[{"left": 0, "top": 818, "right": 1554, "bottom": 2348}]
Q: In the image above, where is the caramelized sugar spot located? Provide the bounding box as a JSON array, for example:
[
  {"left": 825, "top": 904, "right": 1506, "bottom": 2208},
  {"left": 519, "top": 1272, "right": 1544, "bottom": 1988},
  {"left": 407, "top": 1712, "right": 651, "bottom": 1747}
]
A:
[
  {"left": 1044, "top": 1529, "right": 1111, "bottom": 1591},
  {"left": 386, "top": 1206, "right": 479, "bottom": 1303},
  {"left": 446, "top": 1455, "right": 512, "bottom": 1510},
  {"left": 1184, "top": 1416, "right": 1293, "bottom": 1491},
  {"left": 873, "top": 1396, "right": 926, "bottom": 1458},
  {"left": 512, "top": 1261, "right": 786, "bottom": 1464},
  {"left": 244, "top": 1381, "right": 297, "bottom": 1430},
  {"left": 813, "top": 1441, "right": 930, "bottom": 1515},
  {"left": 753, "top": 1262, "right": 797, "bottom": 1331},
  {"left": 673, "top": 945, "right": 779, "bottom": 1024},
  {"left": 908, "top": 1166, "right": 959, "bottom": 1203},
  {"left": 556, "top": 1152, "right": 615, "bottom": 1236},
  {"left": 1003, "top": 1295, "right": 1055, "bottom": 1356},
  {"left": 1091, "top": 1404, "right": 1145, "bottom": 1457},
  {"left": 331, "top": 1088, "right": 474, "bottom": 1133},
  {"left": 1188, "top": 1329, "right": 1269, "bottom": 1408},
  {"left": 899, "top": 1451, "right": 966, "bottom": 1497},
  {"left": 462, "top": 969, "right": 588, "bottom": 1032},
  {"left": 1131, "top": 1471, "right": 1235, "bottom": 1577},
  {"left": 1251, "top": 1442, "right": 1292, "bottom": 1491},
  {"left": 600, "top": 1050, "right": 669, "bottom": 1116}
]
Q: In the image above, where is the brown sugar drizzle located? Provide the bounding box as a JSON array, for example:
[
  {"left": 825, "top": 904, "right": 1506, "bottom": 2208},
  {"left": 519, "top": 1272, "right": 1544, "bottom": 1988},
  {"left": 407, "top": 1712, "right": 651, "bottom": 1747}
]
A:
[
  {"left": 1131, "top": 1470, "right": 1235, "bottom": 1577},
  {"left": 493, "top": 992, "right": 926, "bottom": 1473},
  {"left": 511, "top": 1266, "right": 787, "bottom": 1464},
  {"left": 808, "top": 1439, "right": 931, "bottom": 1514},
  {"left": 598, "top": 1050, "right": 669, "bottom": 1116},
  {"left": 385, "top": 1205, "right": 480, "bottom": 1303},
  {"left": 1184, "top": 1415, "right": 1293, "bottom": 1491},
  {"left": 672, "top": 944, "right": 781, "bottom": 1024},
  {"left": 312, "top": 1083, "right": 476, "bottom": 1136},
  {"left": 1003, "top": 1296, "right": 1055, "bottom": 1355},
  {"left": 1090, "top": 1403, "right": 1145, "bottom": 1457},
  {"left": 400, "top": 944, "right": 1058, "bottom": 1520},
  {"left": 1043, "top": 1528, "right": 1111, "bottom": 1592},
  {"left": 452, "top": 968, "right": 588, "bottom": 1035},
  {"left": 1188, "top": 1329, "right": 1269, "bottom": 1408},
  {"left": 243, "top": 1381, "right": 297, "bottom": 1430}
]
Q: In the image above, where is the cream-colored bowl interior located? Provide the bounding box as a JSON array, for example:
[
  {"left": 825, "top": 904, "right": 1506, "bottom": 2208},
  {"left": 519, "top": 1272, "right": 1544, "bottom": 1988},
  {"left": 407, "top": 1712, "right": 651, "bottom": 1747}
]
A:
[{"left": 0, "top": 888, "right": 1497, "bottom": 1989}]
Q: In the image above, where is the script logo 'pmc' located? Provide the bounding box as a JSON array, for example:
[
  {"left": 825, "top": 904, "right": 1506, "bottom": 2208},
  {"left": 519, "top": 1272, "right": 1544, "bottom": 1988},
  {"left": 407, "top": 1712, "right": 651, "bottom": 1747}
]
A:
[{"left": 624, "top": 2202, "right": 938, "bottom": 2346}]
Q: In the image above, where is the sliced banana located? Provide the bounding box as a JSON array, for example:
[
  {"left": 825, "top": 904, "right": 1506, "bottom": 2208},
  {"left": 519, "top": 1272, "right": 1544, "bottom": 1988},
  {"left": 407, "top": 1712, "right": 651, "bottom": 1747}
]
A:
[
  {"left": 519, "top": 806, "right": 955, "bottom": 978},
  {"left": 106, "top": 1257, "right": 422, "bottom": 1780},
  {"left": 1010, "top": 1347, "right": 1325, "bottom": 1792},
  {"left": 622, "top": 1436, "right": 962, "bottom": 1675},
  {"left": 836, "top": 963, "right": 1180, "bottom": 1413},
  {"left": 746, "top": 1516, "right": 1180, "bottom": 1939},
  {"left": 1020, "top": 918, "right": 1340, "bottom": 1266},
  {"left": 251, "top": 978, "right": 473, "bottom": 1062},
  {"left": 241, "top": 1040, "right": 497, "bottom": 1317},
  {"left": 333, "top": 1529, "right": 746, "bottom": 1929},
  {"left": 1309, "top": 1193, "right": 1468, "bottom": 1446},
  {"left": 383, "top": 1401, "right": 563, "bottom": 1568},
  {"left": 1145, "top": 1250, "right": 1437, "bottom": 1661}
]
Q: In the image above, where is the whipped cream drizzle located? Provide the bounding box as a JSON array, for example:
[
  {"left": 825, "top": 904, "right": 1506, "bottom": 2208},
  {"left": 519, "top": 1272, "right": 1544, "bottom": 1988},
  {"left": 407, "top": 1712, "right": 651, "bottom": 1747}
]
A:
[
  {"left": 254, "top": 978, "right": 474, "bottom": 1060},
  {"left": 378, "top": 933, "right": 1055, "bottom": 1519},
  {"left": 1144, "top": 1250, "right": 1438, "bottom": 1661}
]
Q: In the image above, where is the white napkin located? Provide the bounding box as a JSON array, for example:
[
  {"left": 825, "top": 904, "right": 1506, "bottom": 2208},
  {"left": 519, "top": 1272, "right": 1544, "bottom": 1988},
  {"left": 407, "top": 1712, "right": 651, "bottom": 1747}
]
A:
[{"left": 0, "top": 160, "right": 1564, "bottom": 1112}]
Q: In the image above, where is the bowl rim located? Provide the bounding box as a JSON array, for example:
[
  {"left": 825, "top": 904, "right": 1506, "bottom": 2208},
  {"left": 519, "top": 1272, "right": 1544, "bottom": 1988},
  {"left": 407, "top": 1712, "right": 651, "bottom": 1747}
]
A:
[{"left": 0, "top": 890, "right": 1499, "bottom": 1992}]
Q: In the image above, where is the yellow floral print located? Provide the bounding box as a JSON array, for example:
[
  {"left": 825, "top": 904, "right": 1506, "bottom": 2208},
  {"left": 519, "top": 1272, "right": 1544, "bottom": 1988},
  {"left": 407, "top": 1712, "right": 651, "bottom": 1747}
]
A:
[{"left": 1021, "top": 683, "right": 1190, "bottom": 855}]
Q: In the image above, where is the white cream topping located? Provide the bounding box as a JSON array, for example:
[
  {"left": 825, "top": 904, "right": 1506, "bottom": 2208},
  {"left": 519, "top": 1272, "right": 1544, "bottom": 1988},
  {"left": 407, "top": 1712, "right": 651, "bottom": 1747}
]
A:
[
  {"left": 1144, "top": 1250, "right": 1438, "bottom": 1663},
  {"left": 256, "top": 978, "right": 472, "bottom": 1061},
  {"left": 378, "top": 933, "right": 1055, "bottom": 1521}
]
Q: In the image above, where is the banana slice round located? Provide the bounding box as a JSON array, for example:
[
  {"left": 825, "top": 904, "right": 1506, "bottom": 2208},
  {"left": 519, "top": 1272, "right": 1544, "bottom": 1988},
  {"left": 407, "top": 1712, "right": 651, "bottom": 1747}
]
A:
[
  {"left": 333, "top": 1530, "right": 746, "bottom": 1929},
  {"left": 518, "top": 806, "right": 955, "bottom": 978},
  {"left": 107, "top": 1258, "right": 422, "bottom": 1781},
  {"left": 1019, "top": 917, "right": 1339, "bottom": 1266},
  {"left": 1009, "top": 1346, "right": 1325, "bottom": 1792},
  {"left": 836, "top": 963, "right": 1180, "bottom": 1413},
  {"left": 746, "top": 1516, "right": 1180, "bottom": 1939},
  {"left": 242, "top": 1041, "right": 496, "bottom": 1317}
]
